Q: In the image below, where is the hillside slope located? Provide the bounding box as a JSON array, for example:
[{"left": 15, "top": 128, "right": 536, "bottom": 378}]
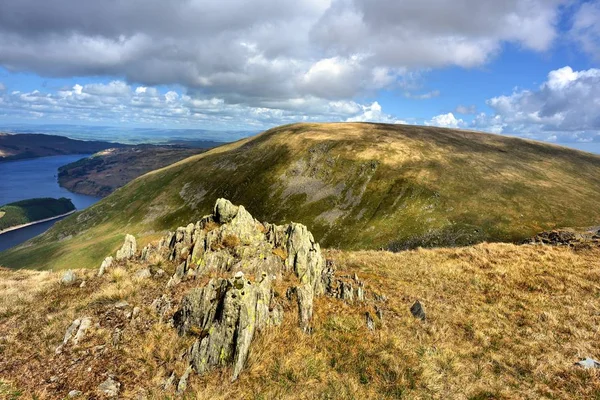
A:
[
  {"left": 1, "top": 233, "right": 599, "bottom": 398},
  {"left": 58, "top": 146, "right": 205, "bottom": 197},
  {"left": 3, "top": 122, "right": 600, "bottom": 270}
]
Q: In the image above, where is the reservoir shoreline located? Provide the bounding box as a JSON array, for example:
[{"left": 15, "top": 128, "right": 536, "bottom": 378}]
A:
[{"left": 0, "top": 210, "right": 76, "bottom": 235}]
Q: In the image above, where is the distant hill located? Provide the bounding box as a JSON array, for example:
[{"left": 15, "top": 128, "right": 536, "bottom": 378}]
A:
[
  {"left": 0, "top": 133, "right": 128, "bottom": 162},
  {"left": 0, "top": 197, "right": 75, "bottom": 232},
  {"left": 3, "top": 122, "right": 600, "bottom": 270},
  {"left": 58, "top": 146, "right": 207, "bottom": 197}
]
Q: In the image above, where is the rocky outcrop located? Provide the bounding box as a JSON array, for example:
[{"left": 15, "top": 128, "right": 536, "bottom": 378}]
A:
[
  {"left": 142, "top": 198, "right": 349, "bottom": 382},
  {"left": 96, "top": 198, "right": 373, "bottom": 385},
  {"left": 527, "top": 229, "right": 600, "bottom": 247},
  {"left": 115, "top": 234, "right": 137, "bottom": 260}
]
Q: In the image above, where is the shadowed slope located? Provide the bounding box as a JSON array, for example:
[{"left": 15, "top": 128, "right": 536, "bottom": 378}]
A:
[{"left": 3, "top": 122, "right": 600, "bottom": 270}]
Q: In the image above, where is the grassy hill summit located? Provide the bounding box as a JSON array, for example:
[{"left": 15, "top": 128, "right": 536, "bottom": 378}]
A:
[{"left": 3, "top": 122, "right": 600, "bottom": 271}]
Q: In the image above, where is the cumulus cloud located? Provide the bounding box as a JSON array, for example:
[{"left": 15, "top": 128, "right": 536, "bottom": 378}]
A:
[
  {"left": 0, "top": 81, "right": 405, "bottom": 129},
  {"left": 570, "top": 0, "right": 600, "bottom": 60},
  {"left": 472, "top": 66, "right": 600, "bottom": 142},
  {"left": 0, "top": 0, "right": 565, "bottom": 109},
  {"left": 345, "top": 101, "right": 406, "bottom": 123},
  {"left": 426, "top": 112, "right": 465, "bottom": 128}
]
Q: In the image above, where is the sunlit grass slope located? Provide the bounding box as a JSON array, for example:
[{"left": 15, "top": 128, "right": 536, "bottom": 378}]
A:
[
  {"left": 1, "top": 244, "right": 600, "bottom": 398},
  {"left": 3, "top": 122, "right": 600, "bottom": 270}
]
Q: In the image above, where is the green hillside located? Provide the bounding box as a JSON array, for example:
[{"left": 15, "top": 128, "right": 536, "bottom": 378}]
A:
[
  {"left": 3, "top": 122, "right": 600, "bottom": 270},
  {"left": 0, "top": 198, "right": 75, "bottom": 231}
]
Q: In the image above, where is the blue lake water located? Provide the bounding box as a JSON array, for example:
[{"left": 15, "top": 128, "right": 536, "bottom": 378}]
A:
[{"left": 0, "top": 155, "right": 101, "bottom": 252}]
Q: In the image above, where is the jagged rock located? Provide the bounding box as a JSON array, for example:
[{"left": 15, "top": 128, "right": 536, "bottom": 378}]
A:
[
  {"left": 163, "top": 372, "right": 176, "bottom": 390},
  {"left": 410, "top": 300, "right": 426, "bottom": 320},
  {"left": 97, "top": 377, "right": 120, "bottom": 397},
  {"left": 56, "top": 317, "right": 91, "bottom": 353},
  {"left": 135, "top": 268, "right": 152, "bottom": 279},
  {"left": 62, "top": 319, "right": 81, "bottom": 345},
  {"left": 112, "top": 329, "right": 122, "bottom": 347},
  {"left": 151, "top": 295, "right": 172, "bottom": 323},
  {"left": 140, "top": 244, "right": 154, "bottom": 261},
  {"left": 166, "top": 262, "right": 187, "bottom": 287},
  {"left": 73, "top": 317, "right": 91, "bottom": 344},
  {"left": 366, "top": 312, "right": 375, "bottom": 330},
  {"left": 340, "top": 281, "right": 354, "bottom": 302},
  {"left": 61, "top": 270, "right": 76, "bottom": 285},
  {"left": 214, "top": 198, "right": 239, "bottom": 223},
  {"left": 177, "top": 366, "right": 192, "bottom": 393},
  {"left": 285, "top": 223, "right": 324, "bottom": 294},
  {"left": 115, "top": 198, "right": 368, "bottom": 382},
  {"left": 68, "top": 390, "right": 82, "bottom": 398},
  {"left": 98, "top": 256, "right": 113, "bottom": 276},
  {"left": 356, "top": 285, "right": 365, "bottom": 302},
  {"left": 116, "top": 234, "right": 137, "bottom": 260},
  {"left": 79, "top": 280, "right": 86, "bottom": 288},
  {"left": 295, "top": 284, "right": 314, "bottom": 333},
  {"left": 175, "top": 271, "right": 281, "bottom": 381}
]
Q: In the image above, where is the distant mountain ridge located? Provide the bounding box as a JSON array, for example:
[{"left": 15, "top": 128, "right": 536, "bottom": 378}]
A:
[
  {"left": 0, "top": 132, "right": 128, "bottom": 162},
  {"left": 3, "top": 122, "right": 600, "bottom": 270}
]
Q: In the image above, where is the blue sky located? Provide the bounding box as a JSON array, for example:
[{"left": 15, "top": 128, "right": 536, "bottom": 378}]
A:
[{"left": 0, "top": 0, "right": 598, "bottom": 146}]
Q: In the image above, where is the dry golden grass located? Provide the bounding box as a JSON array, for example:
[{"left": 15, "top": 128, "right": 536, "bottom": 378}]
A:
[{"left": 2, "top": 243, "right": 600, "bottom": 398}]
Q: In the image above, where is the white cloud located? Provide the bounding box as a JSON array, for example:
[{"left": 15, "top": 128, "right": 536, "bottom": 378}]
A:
[
  {"left": 570, "top": 0, "right": 600, "bottom": 60},
  {"left": 0, "top": 0, "right": 566, "bottom": 110},
  {"left": 471, "top": 66, "right": 600, "bottom": 143},
  {"left": 0, "top": 82, "right": 5, "bottom": 91},
  {"left": 0, "top": 81, "right": 405, "bottom": 129},
  {"left": 426, "top": 112, "right": 465, "bottom": 128},
  {"left": 345, "top": 101, "right": 405, "bottom": 123}
]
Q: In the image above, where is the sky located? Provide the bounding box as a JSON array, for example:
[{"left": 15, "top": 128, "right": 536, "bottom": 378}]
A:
[{"left": 0, "top": 0, "right": 599, "bottom": 146}]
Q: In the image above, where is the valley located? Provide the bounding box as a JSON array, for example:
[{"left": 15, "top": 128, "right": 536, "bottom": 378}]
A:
[
  {"left": 3, "top": 122, "right": 600, "bottom": 271},
  {"left": 1, "top": 198, "right": 599, "bottom": 399}
]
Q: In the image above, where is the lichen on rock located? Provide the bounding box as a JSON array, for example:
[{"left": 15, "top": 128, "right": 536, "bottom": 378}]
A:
[{"left": 104, "top": 198, "right": 370, "bottom": 383}]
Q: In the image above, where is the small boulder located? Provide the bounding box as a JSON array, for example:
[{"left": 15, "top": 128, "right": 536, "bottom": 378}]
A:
[
  {"left": 410, "top": 300, "right": 426, "bottom": 320},
  {"left": 97, "top": 377, "right": 120, "bottom": 397},
  {"left": 61, "top": 270, "right": 76, "bottom": 285},
  {"left": 68, "top": 390, "right": 82, "bottom": 398},
  {"left": 134, "top": 268, "right": 152, "bottom": 279},
  {"left": 575, "top": 358, "right": 600, "bottom": 369}
]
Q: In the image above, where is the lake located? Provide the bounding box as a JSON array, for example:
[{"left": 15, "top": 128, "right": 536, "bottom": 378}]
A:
[{"left": 0, "top": 155, "right": 101, "bottom": 252}]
